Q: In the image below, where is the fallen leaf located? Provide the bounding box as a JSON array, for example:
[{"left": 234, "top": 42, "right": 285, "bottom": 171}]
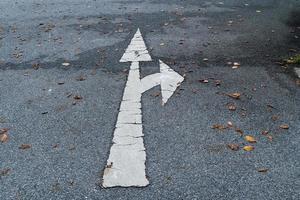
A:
[
  {"left": 227, "top": 92, "right": 241, "bottom": 99},
  {"left": 257, "top": 168, "right": 268, "bottom": 173},
  {"left": 227, "top": 144, "right": 240, "bottom": 151},
  {"left": 279, "top": 124, "right": 289, "bottom": 129},
  {"left": 235, "top": 129, "right": 244, "bottom": 135},
  {"left": 73, "top": 95, "right": 83, "bottom": 100},
  {"left": 261, "top": 130, "right": 269, "bottom": 135},
  {"left": 243, "top": 145, "right": 254, "bottom": 151},
  {"left": 19, "top": 144, "right": 31, "bottom": 150},
  {"left": 211, "top": 124, "right": 227, "bottom": 130},
  {"left": 244, "top": 135, "right": 257, "bottom": 143},
  {"left": 0, "top": 134, "right": 8, "bottom": 143},
  {"left": 0, "top": 129, "right": 9, "bottom": 143},
  {"left": 228, "top": 104, "right": 236, "bottom": 111},
  {"left": 267, "top": 135, "right": 273, "bottom": 141}
]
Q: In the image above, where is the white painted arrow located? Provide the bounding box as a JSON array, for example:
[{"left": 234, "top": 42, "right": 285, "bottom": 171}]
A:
[{"left": 102, "top": 28, "right": 184, "bottom": 188}]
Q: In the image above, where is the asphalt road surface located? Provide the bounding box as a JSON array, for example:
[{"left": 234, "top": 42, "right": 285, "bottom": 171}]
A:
[{"left": 0, "top": 0, "right": 300, "bottom": 199}]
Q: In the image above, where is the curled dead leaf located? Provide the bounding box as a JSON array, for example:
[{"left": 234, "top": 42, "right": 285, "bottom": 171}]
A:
[
  {"left": 211, "top": 124, "right": 227, "bottom": 130},
  {"left": 244, "top": 135, "right": 257, "bottom": 143},
  {"left": 0, "top": 129, "right": 9, "bottom": 143},
  {"left": 243, "top": 145, "right": 254, "bottom": 151},
  {"left": 235, "top": 128, "right": 244, "bottom": 135},
  {"left": 279, "top": 124, "right": 289, "bottom": 129},
  {"left": 227, "top": 144, "right": 240, "bottom": 151},
  {"left": 227, "top": 92, "right": 241, "bottom": 99},
  {"left": 257, "top": 168, "right": 268, "bottom": 173}
]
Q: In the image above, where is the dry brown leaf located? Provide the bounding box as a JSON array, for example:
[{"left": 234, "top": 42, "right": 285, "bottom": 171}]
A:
[
  {"left": 227, "top": 92, "right": 241, "bottom": 99},
  {"left": 243, "top": 145, "right": 254, "bottom": 151},
  {"left": 244, "top": 135, "right": 257, "bottom": 143},
  {"left": 211, "top": 124, "right": 227, "bottom": 130},
  {"left": 19, "top": 144, "right": 31, "bottom": 150},
  {"left": 0, "top": 129, "right": 9, "bottom": 143},
  {"left": 227, "top": 144, "right": 240, "bottom": 151},
  {"left": 0, "top": 134, "right": 8, "bottom": 143},
  {"left": 279, "top": 124, "right": 289, "bottom": 129},
  {"left": 267, "top": 135, "right": 273, "bottom": 141},
  {"left": 257, "top": 168, "right": 268, "bottom": 173},
  {"left": 235, "top": 129, "right": 244, "bottom": 135},
  {"left": 73, "top": 95, "right": 83, "bottom": 100}
]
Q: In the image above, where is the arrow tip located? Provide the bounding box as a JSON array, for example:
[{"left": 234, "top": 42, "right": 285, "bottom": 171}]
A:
[
  {"left": 120, "top": 28, "right": 152, "bottom": 63},
  {"left": 159, "top": 60, "right": 184, "bottom": 105}
]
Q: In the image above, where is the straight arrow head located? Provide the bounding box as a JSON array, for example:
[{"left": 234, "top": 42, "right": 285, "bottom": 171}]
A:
[
  {"left": 120, "top": 28, "right": 152, "bottom": 63},
  {"left": 159, "top": 60, "right": 184, "bottom": 105}
]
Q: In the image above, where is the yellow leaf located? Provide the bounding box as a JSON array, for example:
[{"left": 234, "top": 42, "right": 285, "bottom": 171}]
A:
[
  {"left": 243, "top": 145, "right": 254, "bottom": 151},
  {"left": 244, "top": 135, "right": 257, "bottom": 143}
]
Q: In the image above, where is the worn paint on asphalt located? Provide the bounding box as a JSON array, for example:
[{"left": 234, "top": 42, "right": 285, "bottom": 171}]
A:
[{"left": 102, "top": 29, "right": 184, "bottom": 188}]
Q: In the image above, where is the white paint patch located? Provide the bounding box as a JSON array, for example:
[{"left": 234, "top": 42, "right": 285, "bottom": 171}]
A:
[
  {"left": 295, "top": 67, "right": 300, "bottom": 78},
  {"left": 102, "top": 29, "right": 184, "bottom": 188}
]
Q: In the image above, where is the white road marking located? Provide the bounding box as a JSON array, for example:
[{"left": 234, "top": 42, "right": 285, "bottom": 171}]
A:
[{"left": 102, "top": 28, "right": 184, "bottom": 188}]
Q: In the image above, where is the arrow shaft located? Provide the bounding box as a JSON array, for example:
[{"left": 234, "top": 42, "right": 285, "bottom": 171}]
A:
[{"left": 102, "top": 62, "right": 149, "bottom": 188}]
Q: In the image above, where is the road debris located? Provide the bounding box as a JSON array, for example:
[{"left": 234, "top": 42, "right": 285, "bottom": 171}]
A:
[
  {"left": 244, "top": 135, "right": 257, "bottom": 143},
  {"left": 0, "top": 128, "right": 9, "bottom": 143},
  {"left": 227, "top": 144, "right": 240, "bottom": 151},
  {"left": 243, "top": 145, "right": 254, "bottom": 151}
]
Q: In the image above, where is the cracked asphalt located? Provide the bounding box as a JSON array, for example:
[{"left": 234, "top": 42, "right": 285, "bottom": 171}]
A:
[{"left": 0, "top": 0, "right": 300, "bottom": 199}]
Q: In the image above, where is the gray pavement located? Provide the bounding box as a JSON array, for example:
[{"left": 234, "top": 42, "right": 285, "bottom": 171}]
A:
[{"left": 0, "top": 0, "right": 300, "bottom": 199}]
